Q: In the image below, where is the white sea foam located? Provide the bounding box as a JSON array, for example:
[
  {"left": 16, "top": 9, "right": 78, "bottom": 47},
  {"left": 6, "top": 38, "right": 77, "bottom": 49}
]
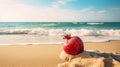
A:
[
  {"left": 87, "top": 22, "right": 104, "bottom": 25},
  {"left": 0, "top": 28, "right": 120, "bottom": 45},
  {"left": 0, "top": 34, "right": 119, "bottom": 45},
  {"left": 0, "top": 28, "right": 120, "bottom": 37}
]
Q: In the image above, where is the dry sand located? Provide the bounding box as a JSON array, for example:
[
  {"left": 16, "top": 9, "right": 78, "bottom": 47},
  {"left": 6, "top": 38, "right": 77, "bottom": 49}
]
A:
[{"left": 0, "top": 40, "right": 120, "bottom": 67}]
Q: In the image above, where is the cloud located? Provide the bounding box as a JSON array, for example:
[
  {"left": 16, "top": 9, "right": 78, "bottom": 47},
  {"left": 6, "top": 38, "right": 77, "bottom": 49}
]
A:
[
  {"left": 79, "top": 7, "right": 94, "bottom": 13},
  {"left": 97, "top": 10, "right": 106, "bottom": 14},
  {"left": 51, "top": 0, "right": 71, "bottom": 8},
  {"left": 112, "top": 8, "right": 120, "bottom": 10},
  {"left": 0, "top": 0, "right": 120, "bottom": 22}
]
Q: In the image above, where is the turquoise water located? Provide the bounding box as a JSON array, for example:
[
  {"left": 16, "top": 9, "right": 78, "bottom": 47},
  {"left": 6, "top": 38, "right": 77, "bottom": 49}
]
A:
[
  {"left": 0, "top": 22, "right": 120, "bottom": 30},
  {"left": 0, "top": 22, "right": 120, "bottom": 36},
  {"left": 0, "top": 22, "right": 120, "bottom": 45}
]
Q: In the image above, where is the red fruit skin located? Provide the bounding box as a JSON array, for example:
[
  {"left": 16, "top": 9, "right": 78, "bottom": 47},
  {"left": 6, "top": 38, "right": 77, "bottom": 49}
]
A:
[{"left": 63, "top": 36, "right": 84, "bottom": 55}]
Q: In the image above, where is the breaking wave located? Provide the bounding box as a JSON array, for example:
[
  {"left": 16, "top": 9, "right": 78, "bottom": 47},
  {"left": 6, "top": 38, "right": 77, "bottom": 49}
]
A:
[
  {"left": 87, "top": 22, "right": 104, "bottom": 25},
  {"left": 0, "top": 28, "right": 120, "bottom": 37},
  {"left": 39, "top": 24, "right": 58, "bottom": 27}
]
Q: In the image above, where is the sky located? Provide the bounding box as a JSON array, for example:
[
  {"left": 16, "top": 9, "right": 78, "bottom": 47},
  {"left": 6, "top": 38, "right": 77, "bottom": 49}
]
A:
[{"left": 0, "top": 0, "right": 120, "bottom": 22}]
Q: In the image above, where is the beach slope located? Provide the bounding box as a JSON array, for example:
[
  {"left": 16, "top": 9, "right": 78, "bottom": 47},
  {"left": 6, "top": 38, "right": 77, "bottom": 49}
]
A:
[{"left": 0, "top": 41, "right": 120, "bottom": 67}]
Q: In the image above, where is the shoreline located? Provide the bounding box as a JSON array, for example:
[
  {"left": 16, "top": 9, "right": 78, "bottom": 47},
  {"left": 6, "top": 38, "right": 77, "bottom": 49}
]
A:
[
  {"left": 0, "top": 39, "right": 120, "bottom": 46},
  {"left": 0, "top": 34, "right": 120, "bottom": 45},
  {"left": 0, "top": 40, "right": 120, "bottom": 67}
]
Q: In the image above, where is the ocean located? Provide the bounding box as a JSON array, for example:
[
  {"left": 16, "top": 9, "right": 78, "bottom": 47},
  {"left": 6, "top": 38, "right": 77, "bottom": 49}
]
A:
[{"left": 0, "top": 22, "right": 120, "bottom": 45}]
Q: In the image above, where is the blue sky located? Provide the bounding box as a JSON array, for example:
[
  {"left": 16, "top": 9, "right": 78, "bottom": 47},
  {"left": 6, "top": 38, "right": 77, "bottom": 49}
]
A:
[
  {"left": 0, "top": 0, "right": 120, "bottom": 22},
  {"left": 22, "top": 0, "right": 120, "bottom": 10}
]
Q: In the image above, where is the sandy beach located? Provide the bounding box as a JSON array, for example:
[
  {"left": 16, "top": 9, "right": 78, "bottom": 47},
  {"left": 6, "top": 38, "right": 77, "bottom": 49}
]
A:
[{"left": 0, "top": 40, "right": 120, "bottom": 67}]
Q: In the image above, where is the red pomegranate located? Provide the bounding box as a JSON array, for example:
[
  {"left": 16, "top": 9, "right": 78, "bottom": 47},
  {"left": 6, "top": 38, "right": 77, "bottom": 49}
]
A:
[{"left": 63, "top": 34, "right": 84, "bottom": 55}]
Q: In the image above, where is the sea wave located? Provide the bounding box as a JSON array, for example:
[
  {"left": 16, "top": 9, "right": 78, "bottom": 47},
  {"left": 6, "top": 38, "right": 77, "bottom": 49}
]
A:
[
  {"left": 39, "top": 24, "right": 58, "bottom": 27},
  {"left": 0, "top": 28, "right": 120, "bottom": 36},
  {"left": 87, "top": 22, "right": 104, "bottom": 25}
]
